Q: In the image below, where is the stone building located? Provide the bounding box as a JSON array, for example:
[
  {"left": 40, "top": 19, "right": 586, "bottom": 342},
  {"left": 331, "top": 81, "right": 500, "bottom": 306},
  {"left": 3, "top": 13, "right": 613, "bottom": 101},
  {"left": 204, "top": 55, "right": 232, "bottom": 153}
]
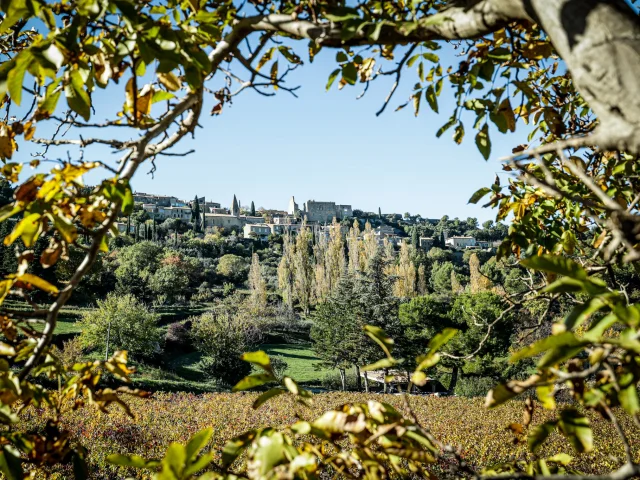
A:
[
  {"left": 287, "top": 196, "right": 353, "bottom": 223},
  {"left": 203, "top": 194, "right": 264, "bottom": 230}
]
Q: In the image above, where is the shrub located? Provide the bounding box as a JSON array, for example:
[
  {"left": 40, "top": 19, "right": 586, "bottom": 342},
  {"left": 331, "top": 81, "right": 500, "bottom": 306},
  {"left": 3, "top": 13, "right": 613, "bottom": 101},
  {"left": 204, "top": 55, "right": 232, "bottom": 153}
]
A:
[
  {"left": 190, "top": 302, "right": 261, "bottom": 386},
  {"left": 78, "top": 293, "right": 161, "bottom": 359}
]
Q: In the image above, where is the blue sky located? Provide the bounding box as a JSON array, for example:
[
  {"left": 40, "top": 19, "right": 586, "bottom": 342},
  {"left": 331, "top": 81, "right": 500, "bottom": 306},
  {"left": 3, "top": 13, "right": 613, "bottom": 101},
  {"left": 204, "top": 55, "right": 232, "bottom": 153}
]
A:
[{"left": 19, "top": 40, "right": 531, "bottom": 223}]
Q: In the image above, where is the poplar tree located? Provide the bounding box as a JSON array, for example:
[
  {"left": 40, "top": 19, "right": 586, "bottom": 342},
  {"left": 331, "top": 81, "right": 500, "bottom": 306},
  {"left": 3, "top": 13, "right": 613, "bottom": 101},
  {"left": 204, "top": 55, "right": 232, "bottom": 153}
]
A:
[
  {"left": 293, "top": 225, "right": 314, "bottom": 315},
  {"left": 313, "top": 233, "right": 329, "bottom": 303},
  {"left": 361, "top": 221, "right": 378, "bottom": 269},
  {"left": 325, "top": 219, "right": 346, "bottom": 294},
  {"left": 347, "top": 219, "right": 361, "bottom": 272},
  {"left": 469, "top": 253, "right": 493, "bottom": 293},
  {"left": 393, "top": 241, "right": 417, "bottom": 298},
  {"left": 277, "top": 233, "right": 295, "bottom": 311},
  {"left": 248, "top": 253, "right": 267, "bottom": 312},
  {"left": 417, "top": 264, "right": 427, "bottom": 295}
]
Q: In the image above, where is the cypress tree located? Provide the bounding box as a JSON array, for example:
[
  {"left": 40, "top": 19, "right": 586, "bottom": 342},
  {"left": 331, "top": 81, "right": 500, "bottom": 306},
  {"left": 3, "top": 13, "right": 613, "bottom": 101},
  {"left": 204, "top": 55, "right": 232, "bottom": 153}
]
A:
[
  {"left": 250, "top": 201, "right": 255, "bottom": 217},
  {"left": 152, "top": 218, "right": 157, "bottom": 242},
  {"left": 192, "top": 196, "right": 201, "bottom": 233},
  {"left": 126, "top": 215, "right": 131, "bottom": 237},
  {"left": 378, "top": 207, "right": 382, "bottom": 219},
  {"left": 411, "top": 227, "right": 419, "bottom": 250}
]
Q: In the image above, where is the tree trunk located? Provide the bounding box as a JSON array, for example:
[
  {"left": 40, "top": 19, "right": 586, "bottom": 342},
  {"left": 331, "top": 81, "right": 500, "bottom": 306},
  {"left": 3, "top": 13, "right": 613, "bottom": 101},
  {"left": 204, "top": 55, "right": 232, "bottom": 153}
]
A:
[
  {"left": 448, "top": 365, "right": 459, "bottom": 395},
  {"left": 383, "top": 368, "right": 388, "bottom": 394},
  {"left": 364, "top": 371, "right": 369, "bottom": 393},
  {"left": 354, "top": 365, "right": 361, "bottom": 392},
  {"left": 339, "top": 368, "right": 346, "bottom": 391}
]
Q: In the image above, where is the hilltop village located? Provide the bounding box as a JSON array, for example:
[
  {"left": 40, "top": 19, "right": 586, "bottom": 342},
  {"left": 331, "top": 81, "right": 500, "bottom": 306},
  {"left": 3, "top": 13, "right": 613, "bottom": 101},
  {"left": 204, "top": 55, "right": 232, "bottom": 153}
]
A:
[{"left": 117, "top": 192, "right": 503, "bottom": 252}]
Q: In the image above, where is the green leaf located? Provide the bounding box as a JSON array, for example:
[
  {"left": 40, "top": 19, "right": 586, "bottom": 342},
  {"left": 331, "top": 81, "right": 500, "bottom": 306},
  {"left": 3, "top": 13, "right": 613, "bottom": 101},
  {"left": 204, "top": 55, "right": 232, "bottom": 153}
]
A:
[
  {"left": 336, "top": 51, "right": 348, "bottom": 63},
  {"left": 428, "top": 328, "right": 458, "bottom": 352},
  {"left": 547, "top": 453, "right": 573, "bottom": 466},
  {"left": 364, "top": 325, "right": 394, "bottom": 358},
  {"left": 326, "top": 69, "right": 340, "bottom": 91},
  {"left": 563, "top": 296, "right": 609, "bottom": 331},
  {"left": 487, "top": 47, "right": 511, "bottom": 61},
  {"left": 425, "top": 85, "right": 438, "bottom": 113},
  {"left": 222, "top": 431, "right": 256, "bottom": 467},
  {"left": 558, "top": 408, "right": 592, "bottom": 453},
  {"left": 341, "top": 62, "right": 357, "bottom": 85},
  {"left": 107, "top": 453, "right": 157, "bottom": 468},
  {"left": 468, "top": 187, "right": 491, "bottom": 204},
  {"left": 253, "top": 388, "right": 285, "bottom": 409},
  {"left": 453, "top": 122, "right": 464, "bottom": 144},
  {"left": 436, "top": 116, "right": 456, "bottom": 138},
  {"left": 475, "top": 124, "right": 491, "bottom": 160},
  {"left": 65, "top": 70, "right": 91, "bottom": 121},
  {"left": 618, "top": 384, "right": 640, "bottom": 416},
  {"left": 7, "top": 51, "right": 31, "bottom": 106},
  {"left": 361, "top": 357, "right": 398, "bottom": 372},
  {"left": 422, "top": 53, "right": 439, "bottom": 63},
  {"left": 162, "top": 442, "right": 187, "bottom": 477},
  {"left": 0, "top": 446, "right": 23, "bottom": 480},
  {"left": 528, "top": 421, "right": 556, "bottom": 452},
  {"left": 185, "top": 428, "right": 213, "bottom": 461},
  {"left": 232, "top": 373, "right": 275, "bottom": 392},
  {"left": 241, "top": 351, "right": 271, "bottom": 370},
  {"left": 510, "top": 332, "right": 583, "bottom": 363},
  {"left": 485, "top": 382, "right": 521, "bottom": 408},
  {"left": 537, "top": 384, "right": 556, "bottom": 410},
  {"left": 520, "top": 255, "right": 587, "bottom": 280}
]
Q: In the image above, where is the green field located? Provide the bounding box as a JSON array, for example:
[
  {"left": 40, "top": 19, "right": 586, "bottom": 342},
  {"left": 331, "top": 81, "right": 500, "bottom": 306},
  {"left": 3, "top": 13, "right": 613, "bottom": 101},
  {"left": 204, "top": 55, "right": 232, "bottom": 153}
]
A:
[{"left": 260, "top": 343, "right": 331, "bottom": 383}]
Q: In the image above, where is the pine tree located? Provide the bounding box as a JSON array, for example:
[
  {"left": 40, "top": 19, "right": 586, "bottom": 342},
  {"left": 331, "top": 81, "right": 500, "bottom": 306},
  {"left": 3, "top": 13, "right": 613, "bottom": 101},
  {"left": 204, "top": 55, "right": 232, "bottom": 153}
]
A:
[
  {"left": 347, "top": 219, "right": 361, "bottom": 272},
  {"left": 250, "top": 201, "right": 256, "bottom": 217},
  {"left": 293, "top": 225, "right": 314, "bottom": 314},
  {"left": 249, "top": 253, "right": 268, "bottom": 312},
  {"left": 278, "top": 233, "right": 295, "bottom": 311}
]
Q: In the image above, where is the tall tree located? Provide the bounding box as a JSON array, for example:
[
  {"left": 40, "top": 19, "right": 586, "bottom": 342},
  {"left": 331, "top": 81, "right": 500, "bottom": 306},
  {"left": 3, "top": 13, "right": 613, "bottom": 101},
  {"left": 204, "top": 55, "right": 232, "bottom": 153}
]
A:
[
  {"left": 250, "top": 201, "right": 256, "bottom": 217},
  {"left": 293, "top": 225, "right": 314, "bottom": 315},
  {"left": 393, "top": 241, "right": 417, "bottom": 298},
  {"left": 325, "top": 219, "right": 346, "bottom": 294},
  {"left": 248, "top": 253, "right": 267, "bottom": 313},
  {"left": 192, "top": 196, "right": 202, "bottom": 233},
  {"left": 277, "top": 233, "right": 295, "bottom": 311},
  {"left": 347, "top": 219, "right": 362, "bottom": 272}
]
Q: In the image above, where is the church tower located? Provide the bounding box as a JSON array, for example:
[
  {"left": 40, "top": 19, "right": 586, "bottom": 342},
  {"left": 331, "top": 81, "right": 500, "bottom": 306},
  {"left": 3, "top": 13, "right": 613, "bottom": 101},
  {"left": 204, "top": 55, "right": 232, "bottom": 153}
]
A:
[{"left": 231, "top": 194, "right": 239, "bottom": 217}]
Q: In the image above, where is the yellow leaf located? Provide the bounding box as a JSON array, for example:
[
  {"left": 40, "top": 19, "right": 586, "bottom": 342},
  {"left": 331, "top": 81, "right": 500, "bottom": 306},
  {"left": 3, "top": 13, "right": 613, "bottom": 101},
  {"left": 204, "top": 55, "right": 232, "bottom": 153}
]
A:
[
  {"left": 498, "top": 98, "right": 516, "bottom": 132},
  {"left": 0, "top": 279, "right": 13, "bottom": 304},
  {"left": 157, "top": 72, "right": 180, "bottom": 91},
  {"left": 0, "top": 122, "right": 16, "bottom": 160},
  {"left": 5, "top": 213, "right": 41, "bottom": 247},
  {"left": 17, "top": 273, "right": 59, "bottom": 294},
  {"left": 0, "top": 342, "right": 15, "bottom": 356}
]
